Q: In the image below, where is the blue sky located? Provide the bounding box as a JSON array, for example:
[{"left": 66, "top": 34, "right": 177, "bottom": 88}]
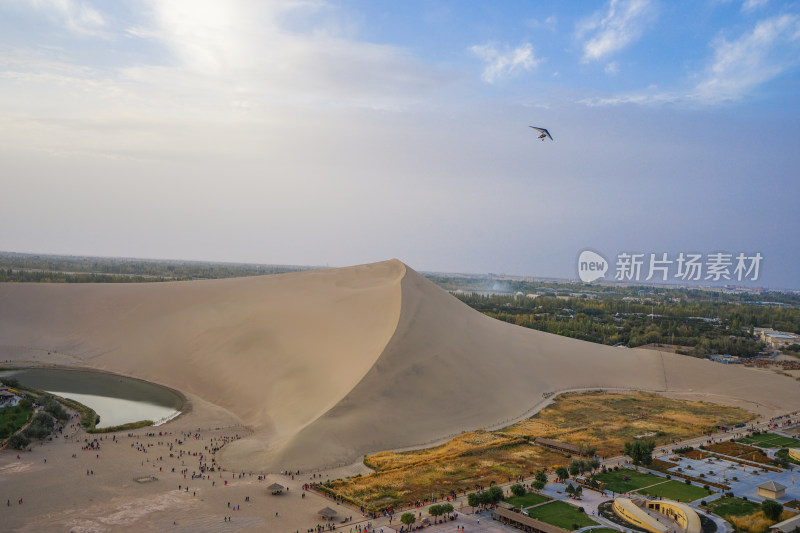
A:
[{"left": 0, "top": 1, "right": 799, "bottom": 287}]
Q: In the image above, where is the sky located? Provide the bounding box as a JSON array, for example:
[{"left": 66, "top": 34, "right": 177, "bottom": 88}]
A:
[{"left": 1, "top": 0, "right": 799, "bottom": 288}]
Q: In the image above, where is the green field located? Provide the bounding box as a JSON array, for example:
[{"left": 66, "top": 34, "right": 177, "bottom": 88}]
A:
[
  {"left": 527, "top": 500, "right": 598, "bottom": 531},
  {"left": 638, "top": 480, "right": 711, "bottom": 502},
  {"left": 0, "top": 404, "right": 33, "bottom": 440},
  {"left": 738, "top": 433, "right": 800, "bottom": 448},
  {"left": 705, "top": 497, "right": 761, "bottom": 518},
  {"left": 505, "top": 491, "right": 551, "bottom": 509},
  {"left": 594, "top": 469, "right": 665, "bottom": 494},
  {"left": 776, "top": 449, "right": 800, "bottom": 466},
  {"left": 594, "top": 469, "right": 711, "bottom": 502}
]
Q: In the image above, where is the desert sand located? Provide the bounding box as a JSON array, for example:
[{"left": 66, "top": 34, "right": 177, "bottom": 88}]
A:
[
  {"left": 2, "top": 259, "right": 799, "bottom": 472},
  {"left": 1, "top": 259, "right": 800, "bottom": 531}
]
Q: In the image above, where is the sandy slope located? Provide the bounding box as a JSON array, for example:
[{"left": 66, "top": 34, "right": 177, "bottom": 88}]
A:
[
  {"left": 0, "top": 260, "right": 405, "bottom": 443},
  {"left": 1, "top": 260, "right": 798, "bottom": 473},
  {"left": 238, "top": 266, "right": 800, "bottom": 471}
]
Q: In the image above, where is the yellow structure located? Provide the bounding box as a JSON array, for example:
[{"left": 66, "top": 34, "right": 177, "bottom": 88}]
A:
[
  {"left": 758, "top": 481, "right": 787, "bottom": 500},
  {"left": 645, "top": 500, "right": 701, "bottom": 533},
  {"left": 613, "top": 497, "right": 701, "bottom": 533},
  {"left": 788, "top": 448, "right": 800, "bottom": 462},
  {"left": 613, "top": 498, "right": 669, "bottom": 533}
]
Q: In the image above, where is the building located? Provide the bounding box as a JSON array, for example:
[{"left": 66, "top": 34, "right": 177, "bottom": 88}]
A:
[
  {"left": 613, "top": 497, "right": 701, "bottom": 533},
  {"left": 645, "top": 500, "right": 701, "bottom": 533},
  {"left": 0, "top": 386, "right": 21, "bottom": 409},
  {"left": 711, "top": 354, "right": 740, "bottom": 364},
  {"left": 534, "top": 437, "right": 582, "bottom": 455},
  {"left": 613, "top": 497, "right": 669, "bottom": 533},
  {"left": 758, "top": 481, "right": 787, "bottom": 500},
  {"left": 770, "top": 514, "right": 800, "bottom": 533},
  {"left": 754, "top": 328, "right": 800, "bottom": 349}
]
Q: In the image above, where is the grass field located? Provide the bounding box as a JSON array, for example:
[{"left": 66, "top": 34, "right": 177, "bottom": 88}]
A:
[
  {"left": 503, "top": 391, "right": 754, "bottom": 459},
  {"left": 505, "top": 491, "right": 551, "bottom": 509},
  {"left": 330, "top": 440, "right": 565, "bottom": 510},
  {"left": 0, "top": 404, "right": 33, "bottom": 440},
  {"left": 706, "top": 497, "right": 761, "bottom": 518},
  {"left": 637, "top": 480, "right": 710, "bottom": 502},
  {"left": 776, "top": 449, "right": 800, "bottom": 466},
  {"left": 593, "top": 468, "right": 665, "bottom": 494},
  {"left": 738, "top": 433, "right": 800, "bottom": 448},
  {"left": 594, "top": 468, "right": 710, "bottom": 501},
  {"left": 728, "top": 510, "right": 797, "bottom": 533},
  {"left": 527, "top": 500, "right": 598, "bottom": 530},
  {"left": 328, "top": 392, "right": 753, "bottom": 511}
]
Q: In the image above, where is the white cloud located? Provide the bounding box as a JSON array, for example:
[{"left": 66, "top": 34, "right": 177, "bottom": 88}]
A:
[
  {"left": 127, "top": 0, "right": 446, "bottom": 110},
  {"left": 526, "top": 15, "right": 557, "bottom": 32},
  {"left": 470, "top": 42, "right": 540, "bottom": 83},
  {"left": 577, "top": 0, "right": 656, "bottom": 62},
  {"left": 580, "top": 14, "right": 800, "bottom": 106},
  {"left": 28, "top": 0, "right": 106, "bottom": 35},
  {"left": 693, "top": 14, "right": 800, "bottom": 103},
  {"left": 605, "top": 61, "right": 620, "bottom": 75},
  {"left": 742, "top": 0, "right": 768, "bottom": 12}
]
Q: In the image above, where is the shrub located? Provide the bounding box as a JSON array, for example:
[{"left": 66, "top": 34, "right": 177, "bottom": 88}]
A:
[
  {"left": 8, "top": 433, "right": 30, "bottom": 450},
  {"left": 24, "top": 412, "right": 55, "bottom": 439},
  {"left": 685, "top": 479, "right": 691, "bottom": 485},
  {"left": 0, "top": 377, "right": 19, "bottom": 387},
  {"left": 761, "top": 500, "right": 783, "bottom": 521}
]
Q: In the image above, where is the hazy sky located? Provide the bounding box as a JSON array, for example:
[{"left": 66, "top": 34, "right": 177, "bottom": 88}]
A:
[{"left": 1, "top": 1, "right": 799, "bottom": 287}]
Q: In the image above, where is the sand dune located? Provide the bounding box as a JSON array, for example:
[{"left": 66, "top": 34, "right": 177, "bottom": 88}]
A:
[
  {"left": 1, "top": 260, "right": 798, "bottom": 472},
  {"left": 0, "top": 260, "right": 405, "bottom": 443}
]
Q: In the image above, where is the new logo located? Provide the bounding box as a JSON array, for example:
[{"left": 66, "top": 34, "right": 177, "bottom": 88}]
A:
[{"left": 578, "top": 250, "right": 608, "bottom": 283}]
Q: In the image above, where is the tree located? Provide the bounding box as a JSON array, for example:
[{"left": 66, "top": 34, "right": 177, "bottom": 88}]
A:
[
  {"left": 532, "top": 480, "right": 546, "bottom": 491},
  {"left": 587, "top": 458, "right": 601, "bottom": 472},
  {"left": 574, "top": 485, "right": 583, "bottom": 499},
  {"left": 0, "top": 376, "right": 19, "bottom": 387},
  {"left": 24, "top": 412, "right": 55, "bottom": 440},
  {"left": 535, "top": 471, "right": 548, "bottom": 485},
  {"left": 555, "top": 466, "right": 569, "bottom": 481},
  {"left": 569, "top": 460, "right": 584, "bottom": 477},
  {"left": 440, "top": 503, "right": 453, "bottom": 515},
  {"left": 8, "top": 433, "right": 30, "bottom": 450},
  {"left": 467, "top": 493, "right": 479, "bottom": 508},
  {"left": 565, "top": 484, "right": 575, "bottom": 496},
  {"left": 510, "top": 483, "right": 526, "bottom": 498},
  {"left": 400, "top": 512, "right": 416, "bottom": 529},
  {"left": 428, "top": 505, "right": 443, "bottom": 520},
  {"left": 488, "top": 486, "right": 504, "bottom": 504},
  {"left": 761, "top": 499, "right": 783, "bottom": 521},
  {"left": 624, "top": 440, "right": 655, "bottom": 466}
]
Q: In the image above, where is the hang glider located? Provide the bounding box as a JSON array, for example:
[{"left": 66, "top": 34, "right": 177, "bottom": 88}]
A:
[{"left": 529, "top": 126, "right": 553, "bottom": 141}]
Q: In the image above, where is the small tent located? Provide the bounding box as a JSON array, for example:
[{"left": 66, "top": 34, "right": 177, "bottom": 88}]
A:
[
  {"left": 319, "top": 507, "right": 338, "bottom": 520},
  {"left": 267, "top": 483, "right": 285, "bottom": 495}
]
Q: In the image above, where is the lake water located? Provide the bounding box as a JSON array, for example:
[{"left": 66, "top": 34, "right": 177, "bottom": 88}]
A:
[{"left": 0, "top": 368, "right": 183, "bottom": 429}]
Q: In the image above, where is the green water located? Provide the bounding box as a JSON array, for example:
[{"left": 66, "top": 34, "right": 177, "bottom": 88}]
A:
[{"left": 0, "top": 367, "right": 183, "bottom": 428}]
